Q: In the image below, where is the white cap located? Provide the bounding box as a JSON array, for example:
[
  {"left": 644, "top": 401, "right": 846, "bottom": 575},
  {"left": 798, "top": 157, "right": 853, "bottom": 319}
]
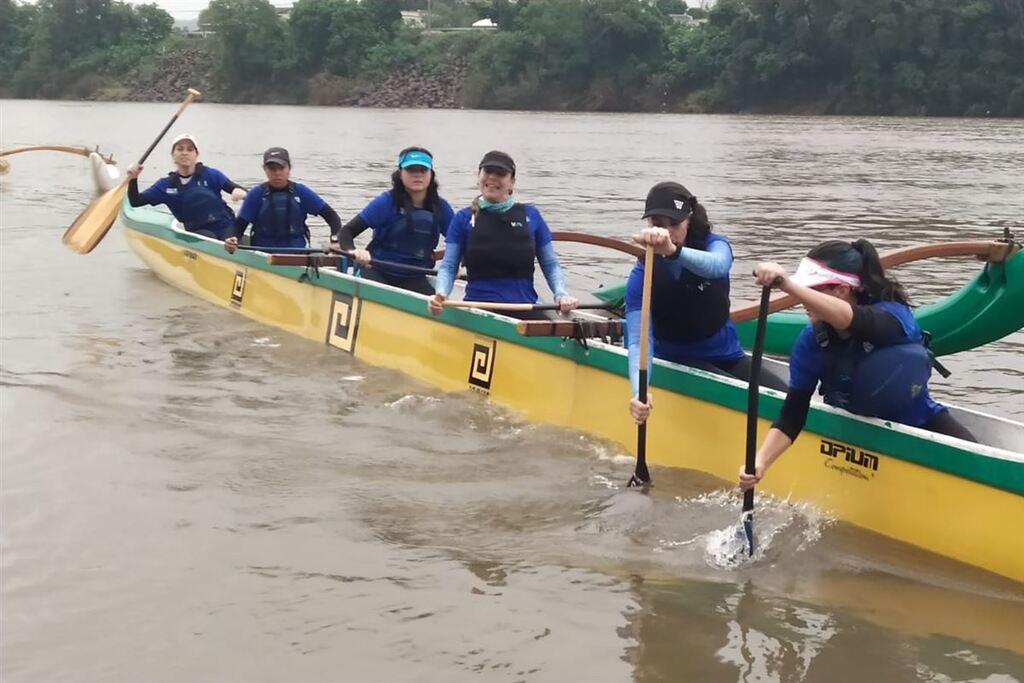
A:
[{"left": 170, "top": 133, "right": 199, "bottom": 151}]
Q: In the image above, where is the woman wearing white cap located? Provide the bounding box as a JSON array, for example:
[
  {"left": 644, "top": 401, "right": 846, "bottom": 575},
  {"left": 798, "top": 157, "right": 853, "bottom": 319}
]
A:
[
  {"left": 333, "top": 146, "right": 455, "bottom": 295},
  {"left": 126, "top": 133, "right": 246, "bottom": 239},
  {"left": 739, "top": 239, "right": 975, "bottom": 491}
]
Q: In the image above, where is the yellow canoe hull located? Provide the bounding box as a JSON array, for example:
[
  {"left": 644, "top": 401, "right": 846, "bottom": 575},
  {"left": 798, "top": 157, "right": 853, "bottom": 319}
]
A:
[{"left": 122, "top": 206, "right": 1024, "bottom": 584}]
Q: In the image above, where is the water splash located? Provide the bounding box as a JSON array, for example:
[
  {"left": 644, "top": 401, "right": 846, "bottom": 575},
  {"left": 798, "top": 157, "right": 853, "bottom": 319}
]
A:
[{"left": 656, "top": 490, "right": 834, "bottom": 570}]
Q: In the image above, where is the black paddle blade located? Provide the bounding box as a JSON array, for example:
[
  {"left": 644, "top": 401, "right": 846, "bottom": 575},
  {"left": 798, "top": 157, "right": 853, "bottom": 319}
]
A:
[
  {"left": 741, "top": 511, "right": 755, "bottom": 556},
  {"left": 626, "top": 472, "right": 651, "bottom": 489}
]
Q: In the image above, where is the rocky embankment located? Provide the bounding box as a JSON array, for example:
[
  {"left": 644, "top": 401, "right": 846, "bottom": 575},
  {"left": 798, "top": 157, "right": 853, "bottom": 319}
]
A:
[
  {"left": 307, "top": 60, "right": 468, "bottom": 108},
  {"left": 124, "top": 46, "right": 216, "bottom": 102}
]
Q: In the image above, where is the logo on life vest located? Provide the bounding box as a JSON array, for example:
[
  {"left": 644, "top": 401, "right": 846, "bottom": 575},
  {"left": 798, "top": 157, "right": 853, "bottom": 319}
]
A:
[
  {"left": 468, "top": 338, "right": 496, "bottom": 393},
  {"left": 231, "top": 269, "right": 246, "bottom": 306},
  {"left": 819, "top": 438, "right": 880, "bottom": 480},
  {"left": 326, "top": 291, "right": 361, "bottom": 354}
]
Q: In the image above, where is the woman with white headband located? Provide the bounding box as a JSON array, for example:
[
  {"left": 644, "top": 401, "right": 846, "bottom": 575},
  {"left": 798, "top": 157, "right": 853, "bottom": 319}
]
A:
[{"left": 739, "top": 239, "right": 975, "bottom": 491}]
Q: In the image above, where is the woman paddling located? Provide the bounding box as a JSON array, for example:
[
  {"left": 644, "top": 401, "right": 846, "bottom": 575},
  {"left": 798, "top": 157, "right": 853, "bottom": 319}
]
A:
[
  {"left": 738, "top": 239, "right": 976, "bottom": 491},
  {"left": 628, "top": 182, "right": 787, "bottom": 426},
  {"left": 126, "top": 133, "right": 245, "bottom": 239},
  {"left": 333, "top": 146, "right": 454, "bottom": 295},
  {"left": 427, "top": 150, "right": 579, "bottom": 317},
  {"left": 223, "top": 147, "right": 342, "bottom": 253}
]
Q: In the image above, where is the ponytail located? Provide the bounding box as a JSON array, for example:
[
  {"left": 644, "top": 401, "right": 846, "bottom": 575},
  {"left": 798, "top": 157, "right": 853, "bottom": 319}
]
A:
[
  {"left": 851, "top": 238, "right": 909, "bottom": 305},
  {"left": 685, "top": 197, "right": 712, "bottom": 250}
]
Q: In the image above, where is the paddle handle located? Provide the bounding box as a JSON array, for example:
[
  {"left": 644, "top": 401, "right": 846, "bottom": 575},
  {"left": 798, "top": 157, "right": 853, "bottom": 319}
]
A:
[
  {"left": 742, "top": 286, "right": 772, "bottom": 508},
  {"left": 441, "top": 301, "right": 610, "bottom": 312},
  {"left": 136, "top": 88, "right": 201, "bottom": 165}
]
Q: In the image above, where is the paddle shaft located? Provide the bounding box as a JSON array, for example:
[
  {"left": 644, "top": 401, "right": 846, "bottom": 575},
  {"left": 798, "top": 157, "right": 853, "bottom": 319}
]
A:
[
  {"left": 252, "top": 246, "right": 439, "bottom": 275},
  {"left": 742, "top": 285, "right": 772, "bottom": 554},
  {"left": 629, "top": 245, "right": 656, "bottom": 487},
  {"left": 442, "top": 301, "right": 611, "bottom": 312},
  {"left": 136, "top": 89, "right": 201, "bottom": 166}
]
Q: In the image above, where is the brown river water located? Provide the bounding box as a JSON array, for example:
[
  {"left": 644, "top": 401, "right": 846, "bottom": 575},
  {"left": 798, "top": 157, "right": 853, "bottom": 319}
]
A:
[{"left": 2, "top": 101, "right": 1023, "bottom": 682}]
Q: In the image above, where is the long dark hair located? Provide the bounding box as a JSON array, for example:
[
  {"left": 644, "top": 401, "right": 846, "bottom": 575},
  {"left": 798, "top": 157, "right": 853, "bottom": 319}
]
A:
[
  {"left": 685, "top": 198, "right": 712, "bottom": 250},
  {"left": 390, "top": 145, "right": 441, "bottom": 213},
  {"left": 807, "top": 239, "right": 910, "bottom": 305}
]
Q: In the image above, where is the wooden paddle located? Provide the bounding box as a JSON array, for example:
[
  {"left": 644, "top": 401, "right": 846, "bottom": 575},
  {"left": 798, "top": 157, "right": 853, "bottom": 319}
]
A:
[
  {"left": 628, "top": 245, "right": 656, "bottom": 488},
  {"left": 62, "top": 89, "right": 201, "bottom": 254},
  {"left": 442, "top": 300, "right": 612, "bottom": 312},
  {"left": 741, "top": 285, "right": 772, "bottom": 555}
]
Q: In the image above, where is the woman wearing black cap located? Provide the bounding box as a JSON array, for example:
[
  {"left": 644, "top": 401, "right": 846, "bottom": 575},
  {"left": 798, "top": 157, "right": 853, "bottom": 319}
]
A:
[
  {"left": 427, "top": 150, "right": 578, "bottom": 316},
  {"left": 223, "top": 147, "right": 342, "bottom": 253},
  {"left": 628, "top": 181, "right": 787, "bottom": 425},
  {"left": 333, "top": 146, "right": 455, "bottom": 295},
  {"left": 739, "top": 239, "right": 975, "bottom": 491}
]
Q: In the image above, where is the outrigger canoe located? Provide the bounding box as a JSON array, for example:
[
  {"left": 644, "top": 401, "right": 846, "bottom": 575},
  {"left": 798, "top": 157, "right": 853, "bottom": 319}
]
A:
[{"left": 113, "top": 196, "right": 1024, "bottom": 584}]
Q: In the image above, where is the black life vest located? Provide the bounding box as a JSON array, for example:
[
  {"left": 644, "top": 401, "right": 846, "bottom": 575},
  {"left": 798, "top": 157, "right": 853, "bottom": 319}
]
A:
[
  {"left": 463, "top": 203, "right": 535, "bottom": 281},
  {"left": 255, "top": 182, "right": 308, "bottom": 240},
  {"left": 650, "top": 254, "right": 731, "bottom": 343},
  {"left": 168, "top": 164, "right": 233, "bottom": 231}
]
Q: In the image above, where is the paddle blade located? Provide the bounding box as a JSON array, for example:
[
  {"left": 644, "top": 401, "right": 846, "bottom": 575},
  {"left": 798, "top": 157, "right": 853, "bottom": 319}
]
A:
[
  {"left": 0, "top": 157, "right": 9, "bottom": 175},
  {"left": 626, "top": 473, "right": 651, "bottom": 489},
  {"left": 62, "top": 180, "right": 127, "bottom": 254},
  {"left": 741, "top": 510, "right": 755, "bottom": 556}
]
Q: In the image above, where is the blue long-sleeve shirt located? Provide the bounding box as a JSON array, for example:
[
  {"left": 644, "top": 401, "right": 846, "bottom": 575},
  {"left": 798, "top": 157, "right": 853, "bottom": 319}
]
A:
[
  {"left": 625, "top": 234, "right": 743, "bottom": 395},
  {"left": 435, "top": 206, "right": 568, "bottom": 302}
]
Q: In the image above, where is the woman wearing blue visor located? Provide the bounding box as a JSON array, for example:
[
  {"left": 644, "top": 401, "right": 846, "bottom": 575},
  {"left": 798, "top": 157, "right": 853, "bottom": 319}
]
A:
[{"left": 333, "top": 146, "right": 455, "bottom": 295}]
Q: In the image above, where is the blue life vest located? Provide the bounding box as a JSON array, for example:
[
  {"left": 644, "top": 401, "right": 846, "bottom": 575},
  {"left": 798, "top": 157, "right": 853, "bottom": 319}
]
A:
[
  {"left": 368, "top": 203, "right": 440, "bottom": 270},
  {"left": 169, "top": 164, "right": 233, "bottom": 235},
  {"left": 817, "top": 325, "right": 932, "bottom": 421},
  {"left": 255, "top": 183, "right": 308, "bottom": 241}
]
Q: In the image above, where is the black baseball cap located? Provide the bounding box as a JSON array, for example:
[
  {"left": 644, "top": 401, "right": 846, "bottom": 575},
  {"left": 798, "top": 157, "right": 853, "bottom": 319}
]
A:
[
  {"left": 642, "top": 181, "right": 695, "bottom": 222},
  {"left": 478, "top": 150, "right": 516, "bottom": 176},
  {"left": 263, "top": 147, "right": 291, "bottom": 167}
]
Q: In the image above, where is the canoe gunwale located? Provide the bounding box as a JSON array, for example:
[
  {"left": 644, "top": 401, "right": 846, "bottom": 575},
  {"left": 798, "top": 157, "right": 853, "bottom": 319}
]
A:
[{"left": 120, "top": 201, "right": 1024, "bottom": 500}]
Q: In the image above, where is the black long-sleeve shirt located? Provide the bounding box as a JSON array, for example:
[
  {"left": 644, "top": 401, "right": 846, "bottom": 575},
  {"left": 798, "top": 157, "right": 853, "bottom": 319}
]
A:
[{"left": 333, "top": 215, "right": 370, "bottom": 250}]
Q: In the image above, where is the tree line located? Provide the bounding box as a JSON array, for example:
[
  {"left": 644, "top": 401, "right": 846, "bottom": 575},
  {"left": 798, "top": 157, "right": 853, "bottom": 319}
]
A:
[{"left": 2, "top": 0, "right": 1022, "bottom": 116}]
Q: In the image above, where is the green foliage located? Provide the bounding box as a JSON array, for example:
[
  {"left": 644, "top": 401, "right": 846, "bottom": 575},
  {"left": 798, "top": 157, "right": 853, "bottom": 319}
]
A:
[
  {"left": 3, "top": 0, "right": 1023, "bottom": 115},
  {"left": 0, "top": 0, "right": 173, "bottom": 96},
  {"left": 204, "top": 0, "right": 292, "bottom": 94}
]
